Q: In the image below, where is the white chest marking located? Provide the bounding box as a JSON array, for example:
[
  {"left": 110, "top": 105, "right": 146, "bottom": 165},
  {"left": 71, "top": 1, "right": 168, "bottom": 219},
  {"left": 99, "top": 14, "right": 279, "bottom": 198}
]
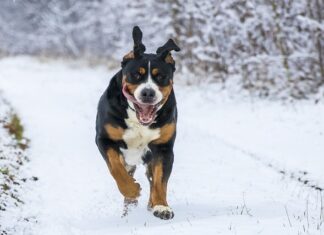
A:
[{"left": 121, "top": 107, "right": 160, "bottom": 166}]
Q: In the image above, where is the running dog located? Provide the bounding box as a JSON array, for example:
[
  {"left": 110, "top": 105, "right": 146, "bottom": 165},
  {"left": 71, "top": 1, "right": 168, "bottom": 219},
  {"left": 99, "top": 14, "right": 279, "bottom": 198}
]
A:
[{"left": 96, "top": 26, "right": 180, "bottom": 220}]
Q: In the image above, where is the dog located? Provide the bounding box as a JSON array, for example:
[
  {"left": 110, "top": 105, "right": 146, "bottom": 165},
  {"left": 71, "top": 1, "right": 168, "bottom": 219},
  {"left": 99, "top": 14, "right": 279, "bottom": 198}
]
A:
[{"left": 95, "top": 26, "right": 180, "bottom": 220}]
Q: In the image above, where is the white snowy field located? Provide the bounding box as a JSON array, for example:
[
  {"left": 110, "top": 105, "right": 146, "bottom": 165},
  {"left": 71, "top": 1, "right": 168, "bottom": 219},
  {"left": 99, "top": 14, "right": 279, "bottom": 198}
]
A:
[{"left": 0, "top": 57, "right": 323, "bottom": 235}]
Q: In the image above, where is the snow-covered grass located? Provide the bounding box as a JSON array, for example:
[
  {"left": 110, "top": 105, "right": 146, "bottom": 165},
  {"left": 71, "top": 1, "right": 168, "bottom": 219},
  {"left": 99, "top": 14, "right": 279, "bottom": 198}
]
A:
[
  {"left": 0, "top": 95, "right": 36, "bottom": 234},
  {"left": 0, "top": 57, "right": 323, "bottom": 234}
]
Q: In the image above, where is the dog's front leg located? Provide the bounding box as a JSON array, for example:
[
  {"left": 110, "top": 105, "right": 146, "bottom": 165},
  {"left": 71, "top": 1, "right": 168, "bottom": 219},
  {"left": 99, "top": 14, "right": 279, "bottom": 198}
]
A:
[
  {"left": 147, "top": 148, "right": 174, "bottom": 220},
  {"left": 106, "top": 148, "right": 141, "bottom": 199}
]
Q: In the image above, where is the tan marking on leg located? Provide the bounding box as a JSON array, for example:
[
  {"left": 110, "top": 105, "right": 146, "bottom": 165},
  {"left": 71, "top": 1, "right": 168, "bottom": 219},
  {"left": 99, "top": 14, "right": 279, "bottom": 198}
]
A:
[
  {"left": 105, "top": 124, "right": 124, "bottom": 141},
  {"left": 152, "top": 123, "right": 176, "bottom": 145},
  {"left": 119, "top": 154, "right": 126, "bottom": 166},
  {"left": 106, "top": 148, "right": 141, "bottom": 199},
  {"left": 150, "top": 161, "right": 168, "bottom": 207}
]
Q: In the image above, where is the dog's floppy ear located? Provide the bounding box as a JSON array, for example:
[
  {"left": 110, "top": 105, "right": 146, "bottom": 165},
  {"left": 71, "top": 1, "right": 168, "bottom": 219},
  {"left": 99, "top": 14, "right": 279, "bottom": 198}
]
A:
[
  {"left": 156, "top": 39, "right": 180, "bottom": 65},
  {"left": 132, "top": 26, "right": 146, "bottom": 58},
  {"left": 122, "top": 26, "right": 146, "bottom": 65}
]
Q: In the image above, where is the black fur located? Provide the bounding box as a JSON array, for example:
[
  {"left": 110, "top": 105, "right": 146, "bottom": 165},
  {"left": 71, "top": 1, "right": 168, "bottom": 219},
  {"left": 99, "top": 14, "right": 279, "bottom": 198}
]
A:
[{"left": 95, "top": 26, "right": 180, "bottom": 220}]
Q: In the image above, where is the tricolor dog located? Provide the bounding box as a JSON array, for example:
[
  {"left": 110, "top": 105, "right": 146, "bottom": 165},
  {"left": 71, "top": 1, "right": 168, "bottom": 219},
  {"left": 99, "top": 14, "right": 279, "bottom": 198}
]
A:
[{"left": 95, "top": 26, "right": 180, "bottom": 220}]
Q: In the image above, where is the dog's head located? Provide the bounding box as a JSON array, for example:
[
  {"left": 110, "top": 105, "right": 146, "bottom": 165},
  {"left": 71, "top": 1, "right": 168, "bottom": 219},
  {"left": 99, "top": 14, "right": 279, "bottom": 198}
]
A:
[{"left": 121, "top": 26, "right": 180, "bottom": 126}]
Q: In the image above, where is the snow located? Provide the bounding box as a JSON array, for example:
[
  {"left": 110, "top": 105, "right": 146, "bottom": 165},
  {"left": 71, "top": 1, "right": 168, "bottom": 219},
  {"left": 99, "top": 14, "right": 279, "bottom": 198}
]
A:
[
  {"left": 0, "top": 95, "right": 35, "bottom": 234},
  {"left": 180, "top": 85, "right": 324, "bottom": 186},
  {"left": 0, "top": 57, "right": 323, "bottom": 234}
]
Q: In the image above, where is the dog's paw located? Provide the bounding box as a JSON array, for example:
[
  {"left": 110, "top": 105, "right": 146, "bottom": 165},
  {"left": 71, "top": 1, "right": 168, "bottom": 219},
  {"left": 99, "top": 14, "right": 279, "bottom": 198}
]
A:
[
  {"left": 152, "top": 205, "right": 174, "bottom": 220},
  {"left": 120, "top": 182, "right": 141, "bottom": 199}
]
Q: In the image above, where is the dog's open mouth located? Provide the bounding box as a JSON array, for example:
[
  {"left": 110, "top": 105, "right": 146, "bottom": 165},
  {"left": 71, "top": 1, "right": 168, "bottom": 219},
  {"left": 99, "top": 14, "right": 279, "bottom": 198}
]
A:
[{"left": 122, "top": 84, "right": 158, "bottom": 126}]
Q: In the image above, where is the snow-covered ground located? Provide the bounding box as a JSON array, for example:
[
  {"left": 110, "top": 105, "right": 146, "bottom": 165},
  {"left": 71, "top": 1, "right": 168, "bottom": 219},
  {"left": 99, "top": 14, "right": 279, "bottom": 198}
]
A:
[
  {"left": 0, "top": 57, "right": 323, "bottom": 235},
  {"left": 0, "top": 95, "right": 36, "bottom": 234}
]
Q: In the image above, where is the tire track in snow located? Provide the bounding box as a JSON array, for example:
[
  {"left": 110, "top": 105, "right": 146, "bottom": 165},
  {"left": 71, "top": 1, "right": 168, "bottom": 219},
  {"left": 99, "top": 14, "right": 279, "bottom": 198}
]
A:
[{"left": 190, "top": 124, "right": 324, "bottom": 193}]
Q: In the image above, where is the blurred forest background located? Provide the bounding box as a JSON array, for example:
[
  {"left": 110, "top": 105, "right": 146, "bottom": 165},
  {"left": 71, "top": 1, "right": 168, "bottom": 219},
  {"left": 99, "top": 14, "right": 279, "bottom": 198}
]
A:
[{"left": 0, "top": 0, "right": 323, "bottom": 99}]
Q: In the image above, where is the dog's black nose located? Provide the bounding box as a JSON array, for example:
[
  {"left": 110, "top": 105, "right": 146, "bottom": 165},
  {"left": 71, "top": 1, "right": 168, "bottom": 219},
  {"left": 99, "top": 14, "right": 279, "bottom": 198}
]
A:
[{"left": 140, "top": 88, "right": 155, "bottom": 103}]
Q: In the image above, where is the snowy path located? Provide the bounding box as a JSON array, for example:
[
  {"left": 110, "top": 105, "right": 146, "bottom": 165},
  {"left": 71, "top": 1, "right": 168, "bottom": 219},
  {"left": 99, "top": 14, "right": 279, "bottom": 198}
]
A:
[{"left": 0, "top": 58, "right": 323, "bottom": 235}]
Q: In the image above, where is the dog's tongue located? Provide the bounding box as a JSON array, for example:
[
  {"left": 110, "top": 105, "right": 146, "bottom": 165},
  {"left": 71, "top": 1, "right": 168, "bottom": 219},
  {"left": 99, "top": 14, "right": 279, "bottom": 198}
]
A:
[
  {"left": 122, "top": 84, "right": 156, "bottom": 125},
  {"left": 136, "top": 104, "right": 155, "bottom": 125},
  {"left": 122, "top": 84, "right": 137, "bottom": 103}
]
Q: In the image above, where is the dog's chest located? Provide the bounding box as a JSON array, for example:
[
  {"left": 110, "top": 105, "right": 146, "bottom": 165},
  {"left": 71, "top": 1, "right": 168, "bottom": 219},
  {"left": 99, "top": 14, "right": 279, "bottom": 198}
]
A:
[{"left": 121, "top": 109, "right": 160, "bottom": 166}]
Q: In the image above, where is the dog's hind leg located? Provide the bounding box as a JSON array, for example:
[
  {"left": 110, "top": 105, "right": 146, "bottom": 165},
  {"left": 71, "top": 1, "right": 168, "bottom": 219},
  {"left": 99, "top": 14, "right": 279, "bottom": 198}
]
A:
[
  {"left": 146, "top": 149, "right": 174, "bottom": 220},
  {"left": 145, "top": 164, "right": 153, "bottom": 210}
]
